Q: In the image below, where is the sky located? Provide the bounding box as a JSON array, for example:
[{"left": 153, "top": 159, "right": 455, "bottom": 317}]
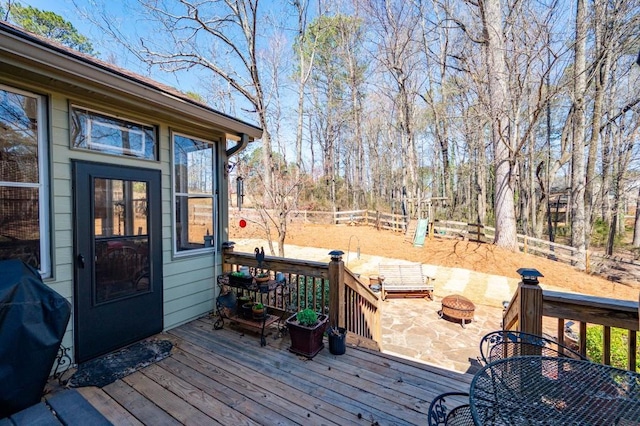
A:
[
  {"left": 19, "top": 0, "right": 309, "bottom": 135},
  {"left": 19, "top": 0, "right": 238, "bottom": 114}
]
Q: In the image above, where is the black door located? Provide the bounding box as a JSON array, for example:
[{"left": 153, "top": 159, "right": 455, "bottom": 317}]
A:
[{"left": 73, "top": 161, "right": 162, "bottom": 363}]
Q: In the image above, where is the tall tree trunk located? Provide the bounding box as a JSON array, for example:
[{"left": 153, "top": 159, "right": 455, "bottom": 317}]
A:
[
  {"left": 293, "top": 0, "right": 312, "bottom": 176},
  {"left": 633, "top": 186, "right": 640, "bottom": 247},
  {"left": 571, "top": 0, "right": 587, "bottom": 269},
  {"left": 481, "top": 0, "right": 518, "bottom": 250},
  {"left": 585, "top": 0, "right": 610, "bottom": 248}
]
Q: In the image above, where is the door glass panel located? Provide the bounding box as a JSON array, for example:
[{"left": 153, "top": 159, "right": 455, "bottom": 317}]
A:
[{"left": 94, "top": 178, "right": 150, "bottom": 303}]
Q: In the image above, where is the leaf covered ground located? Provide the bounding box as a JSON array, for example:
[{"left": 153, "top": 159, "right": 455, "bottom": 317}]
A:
[{"left": 230, "top": 222, "right": 639, "bottom": 302}]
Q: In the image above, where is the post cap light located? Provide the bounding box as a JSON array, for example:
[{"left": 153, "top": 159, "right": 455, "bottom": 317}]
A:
[
  {"left": 517, "top": 268, "right": 543, "bottom": 284},
  {"left": 329, "top": 250, "right": 344, "bottom": 261}
]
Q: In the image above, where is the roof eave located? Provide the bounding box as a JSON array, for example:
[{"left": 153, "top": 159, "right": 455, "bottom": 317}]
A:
[{"left": 0, "top": 23, "right": 263, "bottom": 140}]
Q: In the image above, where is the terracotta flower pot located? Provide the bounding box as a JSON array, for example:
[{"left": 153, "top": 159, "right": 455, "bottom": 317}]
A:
[{"left": 252, "top": 305, "right": 265, "bottom": 319}]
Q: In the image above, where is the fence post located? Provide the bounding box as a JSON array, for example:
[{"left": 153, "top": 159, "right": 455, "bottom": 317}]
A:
[
  {"left": 585, "top": 250, "right": 590, "bottom": 273},
  {"left": 516, "top": 268, "right": 543, "bottom": 337},
  {"left": 328, "top": 250, "right": 346, "bottom": 329}
]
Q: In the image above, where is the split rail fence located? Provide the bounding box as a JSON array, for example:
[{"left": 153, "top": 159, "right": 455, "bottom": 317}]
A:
[{"left": 231, "top": 208, "right": 640, "bottom": 280}]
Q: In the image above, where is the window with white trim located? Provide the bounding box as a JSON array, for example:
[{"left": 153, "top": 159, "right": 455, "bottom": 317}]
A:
[
  {"left": 0, "top": 85, "right": 50, "bottom": 276},
  {"left": 172, "top": 133, "right": 217, "bottom": 254},
  {"left": 70, "top": 106, "right": 158, "bottom": 160}
]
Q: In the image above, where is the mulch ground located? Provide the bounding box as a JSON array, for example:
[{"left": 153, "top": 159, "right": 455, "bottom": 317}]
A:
[{"left": 230, "top": 222, "right": 639, "bottom": 302}]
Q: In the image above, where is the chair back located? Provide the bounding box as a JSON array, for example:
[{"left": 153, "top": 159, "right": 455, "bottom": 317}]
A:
[
  {"left": 479, "top": 330, "right": 586, "bottom": 365},
  {"left": 427, "top": 392, "right": 473, "bottom": 426}
]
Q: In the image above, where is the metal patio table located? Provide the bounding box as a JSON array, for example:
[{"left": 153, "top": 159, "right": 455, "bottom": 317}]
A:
[{"left": 469, "top": 355, "right": 640, "bottom": 425}]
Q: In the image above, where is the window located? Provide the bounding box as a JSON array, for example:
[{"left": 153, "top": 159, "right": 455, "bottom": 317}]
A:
[
  {"left": 71, "top": 106, "right": 158, "bottom": 160},
  {"left": 173, "top": 133, "right": 217, "bottom": 254},
  {"left": 0, "top": 85, "right": 50, "bottom": 276}
]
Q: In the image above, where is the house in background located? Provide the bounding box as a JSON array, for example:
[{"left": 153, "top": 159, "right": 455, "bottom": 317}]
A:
[{"left": 0, "top": 22, "right": 261, "bottom": 363}]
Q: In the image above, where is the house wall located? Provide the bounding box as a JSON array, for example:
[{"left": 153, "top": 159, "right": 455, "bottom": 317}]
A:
[{"left": 1, "top": 75, "right": 228, "bottom": 362}]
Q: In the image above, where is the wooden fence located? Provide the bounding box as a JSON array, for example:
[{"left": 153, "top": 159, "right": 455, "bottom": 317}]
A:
[
  {"left": 333, "top": 210, "right": 407, "bottom": 231},
  {"left": 231, "top": 208, "right": 640, "bottom": 280}
]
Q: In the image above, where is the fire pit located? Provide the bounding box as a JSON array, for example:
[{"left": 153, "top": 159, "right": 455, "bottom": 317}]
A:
[{"left": 440, "top": 294, "right": 475, "bottom": 328}]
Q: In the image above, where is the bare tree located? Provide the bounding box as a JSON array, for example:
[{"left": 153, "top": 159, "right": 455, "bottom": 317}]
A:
[
  {"left": 417, "top": 0, "right": 458, "bottom": 217},
  {"left": 87, "top": 0, "right": 275, "bottom": 191},
  {"left": 571, "top": 0, "right": 587, "bottom": 268},
  {"left": 302, "top": 14, "right": 367, "bottom": 210},
  {"left": 292, "top": 0, "right": 316, "bottom": 176},
  {"left": 366, "top": 0, "right": 423, "bottom": 217},
  {"left": 476, "top": 0, "right": 517, "bottom": 250}
]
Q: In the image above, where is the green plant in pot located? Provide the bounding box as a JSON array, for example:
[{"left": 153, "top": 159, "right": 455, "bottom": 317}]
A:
[
  {"left": 285, "top": 308, "right": 328, "bottom": 358},
  {"left": 254, "top": 271, "right": 270, "bottom": 283},
  {"left": 229, "top": 270, "right": 253, "bottom": 287},
  {"left": 252, "top": 302, "right": 265, "bottom": 319}
]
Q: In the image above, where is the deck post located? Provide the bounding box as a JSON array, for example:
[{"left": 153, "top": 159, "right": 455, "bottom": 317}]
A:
[
  {"left": 328, "top": 250, "right": 346, "bottom": 329},
  {"left": 516, "top": 268, "right": 543, "bottom": 337},
  {"left": 221, "top": 241, "right": 235, "bottom": 273}
]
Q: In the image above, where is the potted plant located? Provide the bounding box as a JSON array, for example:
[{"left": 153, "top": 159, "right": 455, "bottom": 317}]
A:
[
  {"left": 252, "top": 302, "right": 265, "bottom": 319},
  {"left": 241, "top": 301, "right": 255, "bottom": 319},
  {"left": 254, "top": 271, "right": 271, "bottom": 292},
  {"left": 285, "top": 308, "right": 328, "bottom": 358},
  {"left": 254, "top": 271, "right": 270, "bottom": 283},
  {"left": 229, "top": 271, "right": 253, "bottom": 287}
]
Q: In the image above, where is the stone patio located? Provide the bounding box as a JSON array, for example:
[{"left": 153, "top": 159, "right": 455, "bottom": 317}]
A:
[{"left": 235, "top": 240, "right": 527, "bottom": 373}]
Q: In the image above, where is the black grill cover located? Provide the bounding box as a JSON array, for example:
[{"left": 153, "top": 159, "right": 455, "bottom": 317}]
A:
[{"left": 0, "top": 259, "right": 71, "bottom": 417}]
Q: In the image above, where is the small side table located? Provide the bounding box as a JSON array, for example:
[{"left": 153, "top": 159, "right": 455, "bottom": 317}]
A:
[
  {"left": 213, "top": 274, "right": 286, "bottom": 346},
  {"left": 440, "top": 294, "right": 475, "bottom": 328}
]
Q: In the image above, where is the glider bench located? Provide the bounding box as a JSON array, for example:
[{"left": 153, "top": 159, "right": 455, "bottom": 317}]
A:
[{"left": 379, "top": 263, "right": 434, "bottom": 301}]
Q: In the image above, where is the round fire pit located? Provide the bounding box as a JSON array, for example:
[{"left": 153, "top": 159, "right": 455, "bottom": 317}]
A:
[{"left": 440, "top": 294, "right": 475, "bottom": 328}]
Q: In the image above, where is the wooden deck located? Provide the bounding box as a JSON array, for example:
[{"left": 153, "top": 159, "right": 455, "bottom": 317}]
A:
[{"left": 74, "top": 315, "right": 472, "bottom": 425}]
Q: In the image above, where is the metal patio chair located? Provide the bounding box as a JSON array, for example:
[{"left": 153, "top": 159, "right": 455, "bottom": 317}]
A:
[
  {"left": 428, "top": 330, "right": 587, "bottom": 425},
  {"left": 479, "top": 330, "right": 586, "bottom": 365},
  {"left": 427, "top": 392, "right": 474, "bottom": 426}
]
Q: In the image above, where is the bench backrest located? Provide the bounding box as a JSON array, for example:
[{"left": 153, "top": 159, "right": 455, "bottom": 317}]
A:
[{"left": 379, "top": 264, "right": 426, "bottom": 285}]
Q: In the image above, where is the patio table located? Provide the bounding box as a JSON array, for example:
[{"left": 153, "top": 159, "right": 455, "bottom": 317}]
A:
[{"left": 469, "top": 355, "right": 640, "bottom": 425}]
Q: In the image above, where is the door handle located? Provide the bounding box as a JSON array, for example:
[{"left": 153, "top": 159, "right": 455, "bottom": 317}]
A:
[{"left": 77, "top": 254, "right": 85, "bottom": 268}]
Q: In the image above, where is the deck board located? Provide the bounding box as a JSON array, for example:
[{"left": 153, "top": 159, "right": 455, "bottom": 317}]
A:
[
  {"left": 172, "top": 321, "right": 349, "bottom": 425},
  {"left": 122, "top": 371, "right": 219, "bottom": 425},
  {"left": 180, "top": 319, "right": 406, "bottom": 424},
  {"left": 71, "top": 314, "right": 472, "bottom": 425},
  {"left": 103, "top": 380, "right": 182, "bottom": 425},
  {"left": 76, "top": 387, "right": 144, "bottom": 426}
]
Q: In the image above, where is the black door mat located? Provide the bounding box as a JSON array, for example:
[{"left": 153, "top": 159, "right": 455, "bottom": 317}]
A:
[{"left": 68, "top": 339, "right": 172, "bottom": 388}]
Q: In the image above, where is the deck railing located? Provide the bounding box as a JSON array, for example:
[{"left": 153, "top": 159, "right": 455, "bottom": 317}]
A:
[
  {"left": 503, "top": 278, "right": 639, "bottom": 371},
  {"left": 221, "top": 245, "right": 381, "bottom": 349}
]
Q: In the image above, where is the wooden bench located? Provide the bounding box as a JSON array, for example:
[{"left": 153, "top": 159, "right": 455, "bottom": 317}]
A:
[{"left": 379, "top": 263, "right": 434, "bottom": 301}]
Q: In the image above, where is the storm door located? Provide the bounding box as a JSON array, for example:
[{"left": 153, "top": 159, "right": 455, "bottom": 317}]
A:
[{"left": 73, "top": 161, "right": 162, "bottom": 363}]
